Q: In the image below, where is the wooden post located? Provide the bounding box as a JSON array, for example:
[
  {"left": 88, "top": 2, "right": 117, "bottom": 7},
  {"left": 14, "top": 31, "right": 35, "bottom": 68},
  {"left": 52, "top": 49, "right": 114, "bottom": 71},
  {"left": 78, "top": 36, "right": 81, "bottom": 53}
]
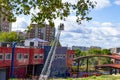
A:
[
  {"left": 32, "top": 65, "right": 34, "bottom": 76},
  {"left": 110, "top": 68, "right": 113, "bottom": 75},
  {"left": 115, "top": 68, "right": 117, "bottom": 75},
  {"left": 86, "top": 58, "right": 89, "bottom": 73},
  {"left": 119, "top": 69, "right": 120, "bottom": 74},
  {"left": 77, "top": 60, "right": 80, "bottom": 78}
]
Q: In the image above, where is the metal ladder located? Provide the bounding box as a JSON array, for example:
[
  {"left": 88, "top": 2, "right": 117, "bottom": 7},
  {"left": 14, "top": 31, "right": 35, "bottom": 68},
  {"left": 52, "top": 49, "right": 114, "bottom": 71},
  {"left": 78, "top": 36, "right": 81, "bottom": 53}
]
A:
[{"left": 39, "top": 23, "right": 64, "bottom": 80}]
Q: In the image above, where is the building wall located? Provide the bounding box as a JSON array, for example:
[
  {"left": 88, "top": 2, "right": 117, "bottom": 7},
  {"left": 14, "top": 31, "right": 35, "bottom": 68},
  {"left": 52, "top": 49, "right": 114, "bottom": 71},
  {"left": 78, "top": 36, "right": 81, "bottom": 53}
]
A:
[
  {"left": 50, "top": 47, "right": 67, "bottom": 77},
  {"left": 0, "top": 68, "right": 7, "bottom": 80},
  {"left": 0, "top": 13, "right": 11, "bottom": 32},
  {"left": 28, "top": 24, "right": 55, "bottom": 42},
  {"left": 72, "top": 46, "right": 89, "bottom": 51},
  {"left": 66, "top": 50, "right": 75, "bottom": 67},
  {"left": 90, "top": 46, "right": 101, "bottom": 50},
  {"left": 44, "top": 46, "right": 51, "bottom": 63},
  {"left": 43, "top": 46, "right": 68, "bottom": 77},
  {"left": 110, "top": 47, "right": 120, "bottom": 54},
  {"left": 0, "top": 47, "right": 44, "bottom": 79}
]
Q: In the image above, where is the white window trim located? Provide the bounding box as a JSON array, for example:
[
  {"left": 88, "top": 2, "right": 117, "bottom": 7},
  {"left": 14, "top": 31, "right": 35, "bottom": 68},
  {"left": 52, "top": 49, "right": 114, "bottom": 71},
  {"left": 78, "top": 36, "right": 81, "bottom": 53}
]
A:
[
  {"left": 5, "top": 53, "right": 11, "bottom": 60},
  {"left": 17, "top": 53, "right": 22, "bottom": 60},
  {"left": 39, "top": 54, "right": 44, "bottom": 59},
  {"left": 0, "top": 53, "right": 4, "bottom": 60},
  {"left": 24, "top": 54, "right": 29, "bottom": 60},
  {"left": 34, "top": 54, "right": 39, "bottom": 59}
]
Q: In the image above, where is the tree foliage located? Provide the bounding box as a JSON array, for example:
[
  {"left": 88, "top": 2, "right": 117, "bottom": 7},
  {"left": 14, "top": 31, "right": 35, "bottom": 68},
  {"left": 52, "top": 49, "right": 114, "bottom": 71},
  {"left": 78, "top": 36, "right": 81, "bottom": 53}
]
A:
[
  {"left": 102, "top": 49, "right": 111, "bottom": 55},
  {"left": 0, "top": 32, "right": 24, "bottom": 42},
  {"left": 75, "top": 48, "right": 112, "bottom": 66},
  {"left": 88, "top": 48, "right": 102, "bottom": 55},
  {"left": 0, "top": 0, "right": 96, "bottom": 27},
  {"left": 50, "top": 40, "right": 61, "bottom": 47},
  {"left": 75, "top": 49, "right": 81, "bottom": 57}
]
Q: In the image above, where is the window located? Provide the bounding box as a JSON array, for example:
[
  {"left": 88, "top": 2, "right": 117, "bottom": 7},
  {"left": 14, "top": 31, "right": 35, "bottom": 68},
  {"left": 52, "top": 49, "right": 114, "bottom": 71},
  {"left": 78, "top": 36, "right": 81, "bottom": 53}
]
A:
[
  {"left": 24, "top": 54, "right": 29, "bottom": 59},
  {"left": 69, "top": 54, "right": 72, "bottom": 58},
  {"left": 17, "top": 53, "right": 22, "bottom": 60},
  {"left": 73, "top": 55, "right": 75, "bottom": 58},
  {"left": 63, "top": 55, "right": 65, "bottom": 58},
  {"left": 69, "top": 54, "right": 74, "bottom": 58},
  {"left": 5, "top": 53, "right": 11, "bottom": 60},
  {"left": 0, "top": 54, "right": 3, "bottom": 60},
  {"left": 55, "top": 56, "right": 57, "bottom": 59},
  {"left": 34, "top": 54, "right": 38, "bottom": 59},
  {"left": 39, "top": 54, "right": 43, "bottom": 59}
]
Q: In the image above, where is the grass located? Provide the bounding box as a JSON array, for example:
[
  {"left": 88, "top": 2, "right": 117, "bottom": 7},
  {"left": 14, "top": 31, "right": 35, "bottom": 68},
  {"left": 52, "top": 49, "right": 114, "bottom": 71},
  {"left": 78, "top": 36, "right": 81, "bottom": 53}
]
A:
[
  {"left": 9, "top": 75, "right": 120, "bottom": 80},
  {"left": 50, "top": 75, "right": 120, "bottom": 80}
]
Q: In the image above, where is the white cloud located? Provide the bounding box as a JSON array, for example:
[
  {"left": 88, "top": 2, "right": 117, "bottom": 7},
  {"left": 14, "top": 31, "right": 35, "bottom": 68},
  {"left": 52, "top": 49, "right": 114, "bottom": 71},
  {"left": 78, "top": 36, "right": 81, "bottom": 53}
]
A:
[
  {"left": 12, "top": 16, "right": 30, "bottom": 31},
  {"left": 91, "top": 0, "right": 111, "bottom": 9},
  {"left": 62, "top": 0, "right": 111, "bottom": 9},
  {"left": 114, "top": 0, "right": 120, "bottom": 5},
  {"left": 58, "top": 16, "right": 120, "bottom": 48},
  {"left": 62, "top": 0, "right": 78, "bottom": 4},
  {"left": 12, "top": 15, "right": 120, "bottom": 48},
  {"left": 101, "top": 22, "right": 113, "bottom": 27}
]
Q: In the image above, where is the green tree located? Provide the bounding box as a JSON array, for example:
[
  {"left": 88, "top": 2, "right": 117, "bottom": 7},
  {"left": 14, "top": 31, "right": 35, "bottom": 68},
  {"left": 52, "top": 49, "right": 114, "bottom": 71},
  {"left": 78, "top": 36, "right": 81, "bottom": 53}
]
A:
[
  {"left": 50, "top": 40, "right": 61, "bottom": 47},
  {"left": 24, "top": 25, "right": 33, "bottom": 33},
  {"left": 0, "top": 0, "right": 96, "bottom": 27},
  {"left": 0, "top": 32, "right": 8, "bottom": 42},
  {"left": 0, "top": 32, "right": 24, "bottom": 42},
  {"left": 102, "top": 49, "right": 111, "bottom": 55},
  {"left": 75, "top": 49, "right": 81, "bottom": 57},
  {"left": 88, "top": 48, "right": 102, "bottom": 55}
]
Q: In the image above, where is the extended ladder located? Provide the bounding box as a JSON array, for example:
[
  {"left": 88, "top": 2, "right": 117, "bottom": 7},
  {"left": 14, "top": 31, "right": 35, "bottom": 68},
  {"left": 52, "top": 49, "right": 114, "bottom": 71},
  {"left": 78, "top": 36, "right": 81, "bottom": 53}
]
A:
[{"left": 39, "top": 23, "right": 64, "bottom": 80}]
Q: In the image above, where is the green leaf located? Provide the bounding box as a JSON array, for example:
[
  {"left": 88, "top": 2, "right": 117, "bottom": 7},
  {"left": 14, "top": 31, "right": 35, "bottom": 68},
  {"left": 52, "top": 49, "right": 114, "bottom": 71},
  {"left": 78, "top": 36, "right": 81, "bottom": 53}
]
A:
[{"left": 0, "top": 0, "right": 96, "bottom": 25}]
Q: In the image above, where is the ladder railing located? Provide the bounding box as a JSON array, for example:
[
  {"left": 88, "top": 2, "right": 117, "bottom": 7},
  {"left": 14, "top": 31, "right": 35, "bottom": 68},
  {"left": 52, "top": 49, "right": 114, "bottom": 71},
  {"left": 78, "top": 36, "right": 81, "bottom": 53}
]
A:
[{"left": 39, "top": 23, "right": 64, "bottom": 80}]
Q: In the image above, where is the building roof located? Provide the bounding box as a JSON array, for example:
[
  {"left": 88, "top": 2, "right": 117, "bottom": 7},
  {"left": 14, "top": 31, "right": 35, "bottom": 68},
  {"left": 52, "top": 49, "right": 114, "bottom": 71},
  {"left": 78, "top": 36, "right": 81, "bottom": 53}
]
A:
[{"left": 25, "top": 37, "right": 48, "bottom": 42}]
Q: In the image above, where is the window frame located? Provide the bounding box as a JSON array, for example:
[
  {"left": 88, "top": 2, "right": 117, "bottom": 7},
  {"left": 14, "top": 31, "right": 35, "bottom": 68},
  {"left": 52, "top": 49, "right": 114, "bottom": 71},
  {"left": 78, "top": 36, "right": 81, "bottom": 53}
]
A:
[
  {"left": 39, "top": 54, "right": 44, "bottom": 59},
  {"left": 24, "top": 53, "right": 29, "bottom": 60},
  {"left": 17, "top": 53, "right": 22, "bottom": 60},
  {"left": 0, "top": 53, "right": 4, "bottom": 60},
  {"left": 34, "top": 54, "right": 39, "bottom": 59},
  {"left": 69, "top": 54, "right": 72, "bottom": 58},
  {"left": 5, "top": 53, "right": 11, "bottom": 60}
]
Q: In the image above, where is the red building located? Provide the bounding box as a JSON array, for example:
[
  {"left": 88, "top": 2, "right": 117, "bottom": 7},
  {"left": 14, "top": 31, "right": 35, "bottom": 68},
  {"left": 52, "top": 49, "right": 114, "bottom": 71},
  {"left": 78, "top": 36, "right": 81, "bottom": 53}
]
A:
[
  {"left": 66, "top": 50, "right": 75, "bottom": 68},
  {"left": 0, "top": 47, "right": 44, "bottom": 79}
]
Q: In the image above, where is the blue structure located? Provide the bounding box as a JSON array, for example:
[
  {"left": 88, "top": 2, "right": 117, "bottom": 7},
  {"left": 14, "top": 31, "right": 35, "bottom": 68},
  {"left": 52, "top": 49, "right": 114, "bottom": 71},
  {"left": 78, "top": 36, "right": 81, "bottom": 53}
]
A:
[
  {"left": 50, "top": 47, "right": 67, "bottom": 78},
  {"left": 37, "top": 46, "right": 68, "bottom": 78},
  {"left": 44, "top": 46, "right": 51, "bottom": 63},
  {"left": 10, "top": 42, "right": 17, "bottom": 78}
]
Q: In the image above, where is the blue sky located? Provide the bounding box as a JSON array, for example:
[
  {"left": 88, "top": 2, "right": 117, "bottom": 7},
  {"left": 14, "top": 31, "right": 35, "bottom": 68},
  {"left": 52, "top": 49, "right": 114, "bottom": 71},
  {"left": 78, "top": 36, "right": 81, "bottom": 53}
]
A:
[{"left": 12, "top": 0, "right": 120, "bottom": 48}]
